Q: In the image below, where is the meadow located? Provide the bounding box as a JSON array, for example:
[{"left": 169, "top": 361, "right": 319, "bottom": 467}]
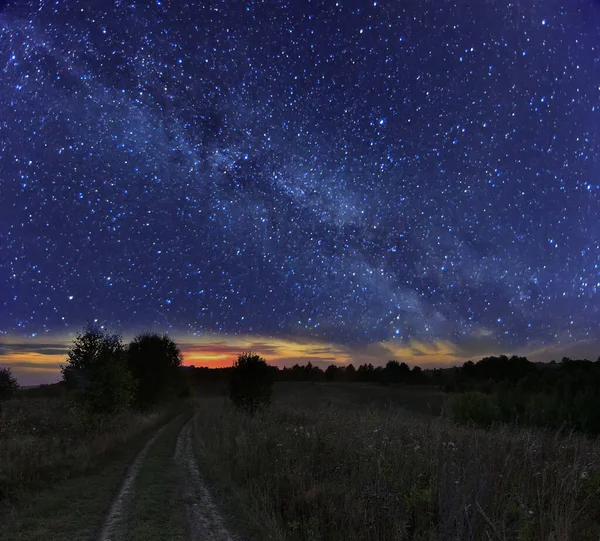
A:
[
  {"left": 0, "top": 384, "right": 173, "bottom": 501},
  {"left": 191, "top": 382, "right": 600, "bottom": 541},
  {"left": 1, "top": 379, "right": 600, "bottom": 540}
]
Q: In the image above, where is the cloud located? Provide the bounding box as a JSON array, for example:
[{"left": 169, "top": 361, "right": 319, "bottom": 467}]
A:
[
  {"left": 303, "top": 347, "right": 335, "bottom": 355},
  {"left": 0, "top": 344, "right": 67, "bottom": 386},
  {"left": 0, "top": 342, "right": 69, "bottom": 357},
  {"left": 179, "top": 342, "right": 245, "bottom": 355},
  {"left": 2, "top": 360, "right": 63, "bottom": 370},
  {"left": 179, "top": 340, "right": 283, "bottom": 362}
]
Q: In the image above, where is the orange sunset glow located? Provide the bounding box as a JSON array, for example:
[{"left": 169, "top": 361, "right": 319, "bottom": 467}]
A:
[{"left": 2, "top": 331, "right": 572, "bottom": 387}]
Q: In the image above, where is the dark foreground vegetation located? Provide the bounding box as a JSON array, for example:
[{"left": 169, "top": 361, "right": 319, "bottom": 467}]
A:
[
  {"left": 2, "top": 340, "right": 600, "bottom": 540},
  {"left": 192, "top": 354, "right": 600, "bottom": 539},
  {"left": 0, "top": 325, "right": 189, "bottom": 503},
  {"left": 0, "top": 389, "right": 171, "bottom": 502},
  {"left": 193, "top": 388, "right": 600, "bottom": 541}
]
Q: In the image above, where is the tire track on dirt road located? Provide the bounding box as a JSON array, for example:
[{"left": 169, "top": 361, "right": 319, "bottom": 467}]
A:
[
  {"left": 174, "top": 417, "right": 237, "bottom": 541},
  {"left": 98, "top": 421, "right": 171, "bottom": 541}
]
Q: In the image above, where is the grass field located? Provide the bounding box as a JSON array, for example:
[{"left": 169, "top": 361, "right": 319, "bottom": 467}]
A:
[
  {"left": 192, "top": 382, "right": 600, "bottom": 541},
  {"left": 0, "top": 392, "right": 172, "bottom": 500},
  {"left": 272, "top": 381, "right": 450, "bottom": 417},
  {"left": 2, "top": 382, "right": 600, "bottom": 540},
  {"left": 0, "top": 391, "right": 188, "bottom": 541}
]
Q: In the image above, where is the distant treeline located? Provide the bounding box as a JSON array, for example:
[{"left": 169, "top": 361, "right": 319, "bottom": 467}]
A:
[
  {"left": 184, "top": 360, "right": 435, "bottom": 386},
  {"left": 446, "top": 355, "right": 600, "bottom": 433},
  {"left": 185, "top": 355, "right": 600, "bottom": 433},
  {"left": 184, "top": 355, "right": 600, "bottom": 387}
]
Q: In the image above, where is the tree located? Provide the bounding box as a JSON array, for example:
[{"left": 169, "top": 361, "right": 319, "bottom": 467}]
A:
[
  {"left": 411, "top": 365, "right": 425, "bottom": 384},
  {"left": 304, "top": 362, "right": 324, "bottom": 382},
  {"left": 305, "top": 362, "right": 315, "bottom": 381},
  {"left": 383, "top": 360, "right": 410, "bottom": 384},
  {"left": 345, "top": 363, "right": 356, "bottom": 381},
  {"left": 62, "top": 325, "right": 135, "bottom": 414},
  {"left": 0, "top": 367, "right": 19, "bottom": 401},
  {"left": 325, "top": 364, "right": 341, "bottom": 382},
  {"left": 357, "top": 363, "right": 377, "bottom": 382},
  {"left": 229, "top": 352, "right": 273, "bottom": 413},
  {"left": 127, "top": 333, "right": 184, "bottom": 408}
]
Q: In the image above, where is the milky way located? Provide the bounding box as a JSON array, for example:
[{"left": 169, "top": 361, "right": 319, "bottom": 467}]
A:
[{"left": 1, "top": 0, "right": 599, "bottom": 355}]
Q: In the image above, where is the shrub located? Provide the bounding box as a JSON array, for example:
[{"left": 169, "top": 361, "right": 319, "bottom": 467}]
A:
[
  {"left": 450, "top": 391, "right": 501, "bottom": 426},
  {"left": 229, "top": 352, "right": 273, "bottom": 413},
  {"left": 127, "top": 333, "right": 184, "bottom": 409},
  {"left": 0, "top": 367, "right": 19, "bottom": 401},
  {"left": 61, "top": 325, "right": 136, "bottom": 414}
]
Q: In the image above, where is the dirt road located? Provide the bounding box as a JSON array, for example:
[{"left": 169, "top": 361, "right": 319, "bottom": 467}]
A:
[
  {"left": 98, "top": 423, "right": 170, "bottom": 541},
  {"left": 174, "top": 418, "right": 237, "bottom": 541},
  {"left": 97, "top": 414, "right": 236, "bottom": 541}
]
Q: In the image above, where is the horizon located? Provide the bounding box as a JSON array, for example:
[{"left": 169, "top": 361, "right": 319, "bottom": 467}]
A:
[{"left": 2, "top": 331, "right": 596, "bottom": 386}]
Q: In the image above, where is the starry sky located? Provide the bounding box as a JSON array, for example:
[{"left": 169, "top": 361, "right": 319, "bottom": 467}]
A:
[{"left": 1, "top": 0, "right": 599, "bottom": 385}]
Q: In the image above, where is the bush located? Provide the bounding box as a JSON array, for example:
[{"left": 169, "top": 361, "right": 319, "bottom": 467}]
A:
[
  {"left": 127, "top": 333, "right": 184, "bottom": 409},
  {"left": 450, "top": 391, "right": 501, "bottom": 426},
  {"left": 0, "top": 367, "right": 19, "bottom": 401},
  {"left": 229, "top": 352, "right": 273, "bottom": 413},
  {"left": 61, "top": 325, "right": 136, "bottom": 414}
]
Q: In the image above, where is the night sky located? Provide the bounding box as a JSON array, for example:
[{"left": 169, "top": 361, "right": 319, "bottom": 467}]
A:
[{"left": 1, "top": 0, "right": 599, "bottom": 384}]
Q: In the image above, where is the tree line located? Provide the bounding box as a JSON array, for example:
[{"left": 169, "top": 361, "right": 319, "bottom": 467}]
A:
[
  {"left": 60, "top": 324, "right": 190, "bottom": 413},
  {"left": 446, "top": 355, "right": 600, "bottom": 433},
  {"left": 184, "top": 360, "right": 437, "bottom": 386},
  {"left": 4, "top": 332, "right": 600, "bottom": 433},
  {"left": 184, "top": 353, "right": 600, "bottom": 434}
]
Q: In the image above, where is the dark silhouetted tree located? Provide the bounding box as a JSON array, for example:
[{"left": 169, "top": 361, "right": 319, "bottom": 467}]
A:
[
  {"left": 383, "top": 360, "right": 410, "bottom": 384},
  {"left": 325, "top": 364, "right": 341, "bottom": 382},
  {"left": 345, "top": 363, "right": 356, "bottom": 381},
  {"left": 127, "top": 333, "right": 184, "bottom": 408},
  {"left": 290, "top": 364, "right": 304, "bottom": 380},
  {"left": 0, "top": 367, "right": 18, "bottom": 401},
  {"left": 305, "top": 362, "right": 315, "bottom": 381},
  {"left": 62, "top": 325, "right": 135, "bottom": 414},
  {"left": 411, "top": 365, "right": 426, "bottom": 384},
  {"left": 229, "top": 352, "right": 273, "bottom": 413},
  {"left": 357, "top": 363, "right": 378, "bottom": 382},
  {"left": 304, "top": 362, "right": 324, "bottom": 382}
]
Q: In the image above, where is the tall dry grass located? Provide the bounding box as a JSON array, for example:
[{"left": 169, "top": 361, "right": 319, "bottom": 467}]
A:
[
  {"left": 0, "top": 395, "right": 167, "bottom": 500},
  {"left": 192, "top": 396, "right": 600, "bottom": 541}
]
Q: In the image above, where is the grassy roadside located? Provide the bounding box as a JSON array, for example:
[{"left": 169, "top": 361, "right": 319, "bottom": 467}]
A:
[
  {"left": 0, "top": 394, "right": 172, "bottom": 500},
  {"left": 121, "top": 411, "right": 192, "bottom": 541},
  {"left": 0, "top": 422, "right": 161, "bottom": 541},
  {"left": 0, "top": 406, "right": 187, "bottom": 541},
  {"left": 191, "top": 399, "right": 287, "bottom": 541}
]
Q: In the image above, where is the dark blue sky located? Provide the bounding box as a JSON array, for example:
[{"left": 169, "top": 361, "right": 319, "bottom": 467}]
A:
[{"left": 1, "top": 0, "right": 599, "bottom": 381}]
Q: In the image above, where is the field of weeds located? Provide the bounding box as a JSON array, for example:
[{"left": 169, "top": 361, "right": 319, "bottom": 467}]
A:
[
  {"left": 0, "top": 392, "right": 167, "bottom": 501},
  {"left": 193, "top": 395, "right": 600, "bottom": 541}
]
